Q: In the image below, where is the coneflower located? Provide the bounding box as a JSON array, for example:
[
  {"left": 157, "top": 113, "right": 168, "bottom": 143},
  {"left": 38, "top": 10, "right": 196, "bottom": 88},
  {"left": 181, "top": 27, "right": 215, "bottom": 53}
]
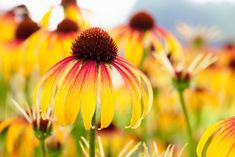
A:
[
  {"left": 111, "top": 11, "right": 182, "bottom": 67},
  {"left": 34, "top": 27, "right": 153, "bottom": 157}
]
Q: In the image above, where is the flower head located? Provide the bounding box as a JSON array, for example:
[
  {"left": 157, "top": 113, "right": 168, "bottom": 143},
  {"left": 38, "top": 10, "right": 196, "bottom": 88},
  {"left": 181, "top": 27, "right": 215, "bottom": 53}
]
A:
[
  {"left": 56, "top": 18, "right": 79, "bottom": 33},
  {"left": 72, "top": 27, "right": 117, "bottom": 62},
  {"left": 15, "top": 18, "right": 40, "bottom": 40},
  {"left": 22, "top": 18, "right": 79, "bottom": 76},
  {"left": 0, "top": 17, "right": 40, "bottom": 80},
  {"left": 34, "top": 27, "right": 153, "bottom": 130},
  {"left": 197, "top": 117, "right": 235, "bottom": 157},
  {"left": 129, "top": 11, "right": 155, "bottom": 32},
  {"left": 111, "top": 10, "right": 182, "bottom": 67},
  {"left": 153, "top": 51, "right": 217, "bottom": 83}
]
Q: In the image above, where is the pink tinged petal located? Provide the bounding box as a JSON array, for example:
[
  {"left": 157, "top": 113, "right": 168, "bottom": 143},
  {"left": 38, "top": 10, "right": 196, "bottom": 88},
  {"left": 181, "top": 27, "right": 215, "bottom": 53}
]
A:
[
  {"left": 112, "top": 62, "right": 142, "bottom": 129},
  {"left": 80, "top": 61, "right": 98, "bottom": 130},
  {"left": 54, "top": 61, "right": 82, "bottom": 125},
  {"left": 115, "top": 57, "right": 153, "bottom": 117},
  {"left": 99, "top": 63, "right": 115, "bottom": 129},
  {"left": 34, "top": 56, "right": 75, "bottom": 118},
  {"left": 63, "top": 62, "right": 90, "bottom": 124}
]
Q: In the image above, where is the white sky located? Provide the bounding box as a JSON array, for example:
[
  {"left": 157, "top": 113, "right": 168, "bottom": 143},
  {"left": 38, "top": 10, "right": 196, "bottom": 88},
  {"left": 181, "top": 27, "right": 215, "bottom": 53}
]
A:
[
  {"left": 0, "top": 0, "right": 136, "bottom": 28},
  {"left": 190, "top": 0, "right": 235, "bottom": 4}
]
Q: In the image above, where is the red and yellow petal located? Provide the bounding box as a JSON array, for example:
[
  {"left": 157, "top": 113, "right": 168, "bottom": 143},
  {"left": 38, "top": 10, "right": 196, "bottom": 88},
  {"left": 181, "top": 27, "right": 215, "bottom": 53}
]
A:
[
  {"left": 54, "top": 61, "right": 81, "bottom": 125},
  {"left": 197, "top": 118, "right": 235, "bottom": 157},
  {"left": 34, "top": 57, "right": 74, "bottom": 117},
  {"left": 112, "top": 62, "right": 142, "bottom": 128}
]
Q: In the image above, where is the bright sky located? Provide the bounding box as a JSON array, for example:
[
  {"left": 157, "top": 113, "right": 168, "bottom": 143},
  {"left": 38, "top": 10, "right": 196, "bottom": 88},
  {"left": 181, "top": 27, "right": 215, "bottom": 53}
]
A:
[
  {"left": 190, "top": 0, "right": 235, "bottom": 4},
  {"left": 0, "top": 0, "right": 136, "bottom": 28}
]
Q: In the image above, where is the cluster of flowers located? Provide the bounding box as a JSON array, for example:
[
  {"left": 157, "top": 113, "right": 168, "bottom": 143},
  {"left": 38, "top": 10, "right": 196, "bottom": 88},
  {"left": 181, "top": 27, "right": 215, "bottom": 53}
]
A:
[{"left": 0, "top": 0, "right": 234, "bottom": 157}]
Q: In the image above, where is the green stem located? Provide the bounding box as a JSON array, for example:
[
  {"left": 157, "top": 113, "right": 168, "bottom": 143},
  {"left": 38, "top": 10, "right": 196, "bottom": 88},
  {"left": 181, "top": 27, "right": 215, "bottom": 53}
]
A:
[
  {"left": 40, "top": 138, "right": 46, "bottom": 157},
  {"left": 178, "top": 90, "right": 196, "bottom": 157},
  {"left": 89, "top": 111, "right": 96, "bottom": 157}
]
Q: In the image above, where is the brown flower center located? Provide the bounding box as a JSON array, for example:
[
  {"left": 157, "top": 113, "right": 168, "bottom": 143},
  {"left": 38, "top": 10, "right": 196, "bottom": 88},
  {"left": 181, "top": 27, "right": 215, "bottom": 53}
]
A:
[
  {"left": 15, "top": 18, "right": 40, "bottom": 40},
  {"left": 32, "top": 118, "right": 52, "bottom": 133},
  {"left": 71, "top": 27, "right": 118, "bottom": 63},
  {"left": 61, "top": 0, "right": 77, "bottom": 7},
  {"left": 129, "top": 11, "right": 155, "bottom": 31},
  {"left": 56, "top": 18, "right": 79, "bottom": 33}
]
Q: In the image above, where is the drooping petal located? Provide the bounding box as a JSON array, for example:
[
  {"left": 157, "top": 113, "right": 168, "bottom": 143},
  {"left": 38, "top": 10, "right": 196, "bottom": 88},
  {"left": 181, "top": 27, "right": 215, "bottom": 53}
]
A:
[
  {"left": 112, "top": 62, "right": 142, "bottom": 128},
  {"left": 197, "top": 118, "right": 233, "bottom": 157},
  {"left": 80, "top": 61, "right": 98, "bottom": 130},
  {"left": 155, "top": 27, "right": 182, "bottom": 59},
  {"left": 116, "top": 57, "right": 153, "bottom": 118},
  {"left": 124, "top": 31, "right": 144, "bottom": 67},
  {"left": 54, "top": 61, "right": 81, "bottom": 125},
  {"left": 6, "top": 123, "right": 23, "bottom": 153},
  {"left": 34, "top": 56, "right": 74, "bottom": 117},
  {"left": 99, "top": 63, "right": 115, "bottom": 129}
]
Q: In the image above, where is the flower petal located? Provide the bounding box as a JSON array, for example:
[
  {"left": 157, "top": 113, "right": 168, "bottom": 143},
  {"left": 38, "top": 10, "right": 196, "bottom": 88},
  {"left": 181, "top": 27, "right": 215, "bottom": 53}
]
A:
[
  {"left": 34, "top": 56, "right": 74, "bottom": 117},
  {"left": 99, "top": 63, "right": 115, "bottom": 129},
  {"left": 54, "top": 61, "right": 81, "bottom": 125},
  {"left": 112, "top": 62, "right": 142, "bottom": 128},
  {"left": 81, "top": 61, "right": 98, "bottom": 130}
]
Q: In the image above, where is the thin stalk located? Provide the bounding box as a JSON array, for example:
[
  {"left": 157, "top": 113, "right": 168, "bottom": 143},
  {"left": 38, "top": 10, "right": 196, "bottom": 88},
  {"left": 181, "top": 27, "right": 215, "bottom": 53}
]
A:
[
  {"left": 89, "top": 111, "right": 96, "bottom": 157},
  {"left": 178, "top": 90, "right": 197, "bottom": 157},
  {"left": 40, "top": 138, "right": 46, "bottom": 157}
]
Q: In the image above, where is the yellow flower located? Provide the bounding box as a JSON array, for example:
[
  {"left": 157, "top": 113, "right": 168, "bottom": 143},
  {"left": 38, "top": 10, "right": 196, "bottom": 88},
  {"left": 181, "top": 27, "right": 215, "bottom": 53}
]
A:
[
  {"left": 111, "top": 11, "right": 182, "bottom": 67},
  {"left": 41, "top": 0, "right": 90, "bottom": 29},
  {"left": 34, "top": 27, "right": 153, "bottom": 130},
  {"left": 22, "top": 18, "right": 79, "bottom": 76},
  {"left": 0, "top": 117, "right": 39, "bottom": 157},
  {"left": 0, "top": 17, "right": 40, "bottom": 80},
  {"left": 0, "top": 5, "right": 29, "bottom": 42},
  {"left": 153, "top": 51, "right": 217, "bottom": 82},
  {"left": 197, "top": 116, "right": 235, "bottom": 157},
  {"left": 176, "top": 23, "right": 220, "bottom": 49}
]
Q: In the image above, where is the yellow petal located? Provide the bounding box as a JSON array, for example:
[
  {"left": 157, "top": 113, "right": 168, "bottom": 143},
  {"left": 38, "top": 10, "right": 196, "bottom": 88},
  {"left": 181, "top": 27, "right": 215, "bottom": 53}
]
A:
[
  {"left": 197, "top": 120, "right": 224, "bottom": 157},
  {"left": 54, "top": 61, "right": 81, "bottom": 125},
  {"left": 6, "top": 123, "right": 23, "bottom": 153},
  {"left": 0, "top": 118, "right": 14, "bottom": 133},
  {"left": 99, "top": 63, "right": 115, "bottom": 129},
  {"left": 81, "top": 62, "right": 98, "bottom": 130}
]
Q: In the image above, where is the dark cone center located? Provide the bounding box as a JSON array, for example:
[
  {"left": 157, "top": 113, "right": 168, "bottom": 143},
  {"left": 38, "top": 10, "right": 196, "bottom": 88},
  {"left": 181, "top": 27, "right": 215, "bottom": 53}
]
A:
[
  {"left": 129, "top": 11, "right": 155, "bottom": 31},
  {"left": 71, "top": 27, "right": 118, "bottom": 63},
  {"left": 15, "top": 18, "right": 40, "bottom": 40},
  {"left": 56, "top": 18, "right": 79, "bottom": 33}
]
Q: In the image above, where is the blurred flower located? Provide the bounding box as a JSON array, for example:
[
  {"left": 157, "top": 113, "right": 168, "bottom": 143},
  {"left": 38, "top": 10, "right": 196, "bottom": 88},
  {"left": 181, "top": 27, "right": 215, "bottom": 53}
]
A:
[
  {"left": 40, "top": 0, "right": 90, "bottom": 29},
  {"left": 197, "top": 116, "right": 235, "bottom": 157},
  {"left": 22, "top": 18, "right": 79, "bottom": 76},
  {"left": 0, "top": 5, "right": 29, "bottom": 42},
  {"left": 153, "top": 51, "right": 217, "bottom": 85},
  {"left": 176, "top": 23, "right": 220, "bottom": 49},
  {"left": 97, "top": 123, "right": 137, "bottom": 156},
  {"left": 185, "top": 87, "right": 219, "bottom": 112},
  {"left": 111, "top": 11, "right": 182, "bottom": 67},
  {"left": 34, "top": 27, "right": 153, "bottom": 130},
  {"left": 0, "top": 17, "right": 40, "bottom": 80}
]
